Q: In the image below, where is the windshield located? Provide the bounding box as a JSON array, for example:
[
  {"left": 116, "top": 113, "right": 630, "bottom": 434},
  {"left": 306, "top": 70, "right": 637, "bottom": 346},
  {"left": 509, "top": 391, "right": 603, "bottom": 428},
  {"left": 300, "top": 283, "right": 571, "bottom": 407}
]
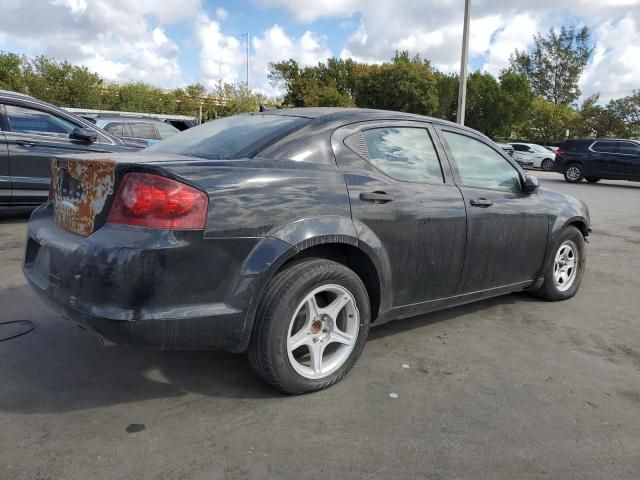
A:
[{"left": 145, "top": 114, "right": 308, "bottom": 159}]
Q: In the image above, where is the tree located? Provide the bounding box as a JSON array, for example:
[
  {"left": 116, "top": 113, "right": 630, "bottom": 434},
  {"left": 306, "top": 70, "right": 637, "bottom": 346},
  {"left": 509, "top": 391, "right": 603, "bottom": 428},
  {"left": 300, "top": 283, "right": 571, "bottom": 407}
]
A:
[
  {"left": 514, "top": 97, "right": 578, "bottom": 144},
  {"left": 510, "top": 26, "right": 592, "bottom": 106},
  {"left": 353, "top": 52, "right": 438, "bottom": 115},
  {"left": 0, "top": 52, "right": 26, "bottom": 92}
]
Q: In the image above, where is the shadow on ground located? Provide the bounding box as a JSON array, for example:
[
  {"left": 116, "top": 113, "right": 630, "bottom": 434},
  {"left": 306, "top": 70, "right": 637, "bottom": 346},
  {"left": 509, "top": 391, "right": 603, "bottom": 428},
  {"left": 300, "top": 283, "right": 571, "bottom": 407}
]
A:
[{"left": 0, "top": 283, "right": 537, "bottom": 414}]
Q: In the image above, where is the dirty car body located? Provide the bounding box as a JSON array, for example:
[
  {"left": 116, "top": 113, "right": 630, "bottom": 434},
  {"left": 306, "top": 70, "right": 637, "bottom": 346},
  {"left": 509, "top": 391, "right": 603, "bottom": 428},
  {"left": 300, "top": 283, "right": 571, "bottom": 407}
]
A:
[{"left": 23, "top": 108, "right": 591, "bottom": 357}]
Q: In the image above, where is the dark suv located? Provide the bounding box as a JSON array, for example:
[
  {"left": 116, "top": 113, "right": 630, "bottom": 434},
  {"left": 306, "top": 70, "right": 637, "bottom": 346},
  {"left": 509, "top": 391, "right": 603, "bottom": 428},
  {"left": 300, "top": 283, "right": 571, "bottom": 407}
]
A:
[
  {"left": 554, "top": 138, "right": 640, "bottom": 183},
  {"left": 0, "top": 90, "right": 141, "bottom": 207}
]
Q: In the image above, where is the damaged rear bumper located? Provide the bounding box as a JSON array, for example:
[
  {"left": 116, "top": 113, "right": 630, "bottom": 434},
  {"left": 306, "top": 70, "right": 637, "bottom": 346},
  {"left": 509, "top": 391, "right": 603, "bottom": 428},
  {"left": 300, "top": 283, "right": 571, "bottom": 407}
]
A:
[{"left": 22, "top": 204, "right": 270, "bottom": 352}]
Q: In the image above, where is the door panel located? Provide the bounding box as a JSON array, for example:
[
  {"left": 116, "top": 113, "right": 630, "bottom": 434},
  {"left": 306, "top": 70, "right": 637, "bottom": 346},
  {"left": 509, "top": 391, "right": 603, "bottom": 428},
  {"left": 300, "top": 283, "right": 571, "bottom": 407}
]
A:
[
  {"left": 3, "top": 103, "right": 105, "bottom": 205},
  {"left": 0, "top": 131, "right": 10, "bottom": 204},
  {"left": 437, "top": 127, "right": 548, "bottom": 292},
  {"left": 333, "top": 121, "right": 467, "bottom": 309}
]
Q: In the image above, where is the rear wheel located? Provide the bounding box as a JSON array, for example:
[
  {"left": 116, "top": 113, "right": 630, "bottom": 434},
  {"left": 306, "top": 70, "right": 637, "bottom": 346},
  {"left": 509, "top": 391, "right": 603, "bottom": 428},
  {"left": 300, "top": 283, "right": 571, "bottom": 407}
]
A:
[
  {"left": 563, "top": 163, "right": 584, "bottom": 183},
  {"left": 248, "top": 258, "right": 370, "bottom": 394},
  {"left": 531, "top": 226, "right": 586, "bottom": 301},
  {"left": 541, "top": 158, "right": 554, "bottom": 171},
  {"left": 585, "top": 177, "right": 601, "bottom": 183}
]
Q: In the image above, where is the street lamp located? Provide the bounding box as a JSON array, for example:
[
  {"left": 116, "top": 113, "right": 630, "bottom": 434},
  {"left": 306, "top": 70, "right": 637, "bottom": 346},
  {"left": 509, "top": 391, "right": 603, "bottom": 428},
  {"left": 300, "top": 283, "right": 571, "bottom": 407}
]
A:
[
  {"left": 242, "top": 33, "right": 250, "bottom": 91},
  {"left": 456, "top": 0, "right": 471, "bottom": 125}
]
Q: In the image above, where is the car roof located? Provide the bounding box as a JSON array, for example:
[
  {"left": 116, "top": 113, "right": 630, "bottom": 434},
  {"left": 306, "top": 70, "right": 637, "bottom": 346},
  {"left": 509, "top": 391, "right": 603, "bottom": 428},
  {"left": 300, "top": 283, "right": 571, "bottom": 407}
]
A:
[
  {"left": 95, "top": 117, "right": 166, "bottom": 124},
  {"left": 258, "top": 107, "right": 464, "bottom": 129}
]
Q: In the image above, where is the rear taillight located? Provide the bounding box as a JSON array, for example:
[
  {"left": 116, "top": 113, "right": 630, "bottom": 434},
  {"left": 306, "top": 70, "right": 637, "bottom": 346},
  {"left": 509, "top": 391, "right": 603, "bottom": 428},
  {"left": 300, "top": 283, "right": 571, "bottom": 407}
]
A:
[{"left": 107, "top": 172, "right": 208, "bottom": 230}]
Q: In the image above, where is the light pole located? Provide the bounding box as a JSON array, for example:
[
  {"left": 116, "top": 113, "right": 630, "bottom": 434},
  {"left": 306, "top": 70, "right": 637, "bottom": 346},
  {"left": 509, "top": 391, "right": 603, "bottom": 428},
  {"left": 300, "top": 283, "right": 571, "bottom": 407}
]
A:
[
  {"left": 456, "top": 0, "right": 471, "bottom": 125},
  {"left": 242, "top": 33, "right": 250, "bottom": 91}
]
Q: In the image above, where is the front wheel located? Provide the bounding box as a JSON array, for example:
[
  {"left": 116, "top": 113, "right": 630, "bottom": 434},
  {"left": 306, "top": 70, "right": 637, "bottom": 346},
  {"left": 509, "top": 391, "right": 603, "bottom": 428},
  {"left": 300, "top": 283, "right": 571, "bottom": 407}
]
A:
[
  {"left": 541, "top": 158, "right": 554, "bottom": 171},
  {"left": 531, "top": 226, "right": 586, "bottom": 301},
  {"left": 564, "top": 163, "right": 584, "bottom": 183},
  {"left": 248, "top": 258, "right": 370, "bottom": 394}
]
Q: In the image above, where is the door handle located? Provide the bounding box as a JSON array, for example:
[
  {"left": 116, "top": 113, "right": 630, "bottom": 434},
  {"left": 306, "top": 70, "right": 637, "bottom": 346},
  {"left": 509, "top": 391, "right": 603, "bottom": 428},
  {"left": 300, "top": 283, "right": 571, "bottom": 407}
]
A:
[
  {"left": 360, "top": 191, "right": 394, "bottom": 203},
  {"left": 15, "top": 140, "right": 39, "bottom": 147},
  {"left": 470, "top": 198, "right": 493, "bottom": 208}
]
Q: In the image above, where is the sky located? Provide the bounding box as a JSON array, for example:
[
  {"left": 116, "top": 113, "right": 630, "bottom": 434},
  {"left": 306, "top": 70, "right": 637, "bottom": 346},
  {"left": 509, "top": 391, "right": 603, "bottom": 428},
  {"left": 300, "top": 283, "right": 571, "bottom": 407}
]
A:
[{"left": 0, "top": 0, "right": 639, "bottom": 102}]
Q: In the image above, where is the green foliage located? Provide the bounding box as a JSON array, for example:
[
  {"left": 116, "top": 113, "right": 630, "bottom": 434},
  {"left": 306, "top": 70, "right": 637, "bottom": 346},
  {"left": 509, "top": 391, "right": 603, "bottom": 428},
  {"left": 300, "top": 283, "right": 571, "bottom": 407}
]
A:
[
  {"left": 0, "top": 51, "right": 269, "bottom": 120},
  {"left": 573, "top": 92, "right": 640, "bottom": 139},
  {"left": 353, "top": 52, "right": 438, "bottom": 115},
  {"left": 510, "top": 25, "right": 592, "bottom": 106},
  {"left": 514, "top": 97, "right": 578, "bottom": 144}
]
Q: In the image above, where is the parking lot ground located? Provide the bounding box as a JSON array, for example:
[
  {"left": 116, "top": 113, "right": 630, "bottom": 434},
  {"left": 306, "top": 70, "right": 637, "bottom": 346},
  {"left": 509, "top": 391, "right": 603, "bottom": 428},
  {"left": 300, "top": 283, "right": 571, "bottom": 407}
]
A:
[{"left": 1, "top": 172, "right": 639, "bottom": 480}]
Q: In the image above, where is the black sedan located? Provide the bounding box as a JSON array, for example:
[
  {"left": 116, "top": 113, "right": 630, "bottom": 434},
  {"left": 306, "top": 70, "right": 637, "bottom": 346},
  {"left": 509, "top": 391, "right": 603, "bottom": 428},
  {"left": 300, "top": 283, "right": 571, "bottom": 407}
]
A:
[
  {"left": 0, "top": 90, "right": 141, "bottom": 207},
  {"left": 23, "top": 108, "right": 591, "bottom": 394}
]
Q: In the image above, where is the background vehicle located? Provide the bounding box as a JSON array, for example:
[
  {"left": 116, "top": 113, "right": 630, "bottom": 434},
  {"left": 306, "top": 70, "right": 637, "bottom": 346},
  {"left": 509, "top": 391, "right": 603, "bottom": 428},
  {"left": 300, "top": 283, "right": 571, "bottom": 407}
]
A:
[
  {"left": 0, "top": 90, "right": 141, "bottom": 206},
  {"left": 23, "top": 108, "right": 590, "bottom": 394},
  {"left": 554, "top": 138, "right": 640, "bottom": 183},
  {"left": 497, "top": 143, "right": 514, "bottom": 157},
  {"left": 511, "top": 142, "right": 556, "bottom": 171},
  {"left": 94, "top": 117, "right": 180, "bottom": 146}
]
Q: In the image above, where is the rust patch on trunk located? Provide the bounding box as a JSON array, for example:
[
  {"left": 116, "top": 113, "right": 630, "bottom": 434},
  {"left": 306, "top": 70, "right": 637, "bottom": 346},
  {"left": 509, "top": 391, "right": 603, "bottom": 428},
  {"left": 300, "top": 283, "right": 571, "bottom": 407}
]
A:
[{"left": 51, "top": 158, "right": 117, "bottom": 236}]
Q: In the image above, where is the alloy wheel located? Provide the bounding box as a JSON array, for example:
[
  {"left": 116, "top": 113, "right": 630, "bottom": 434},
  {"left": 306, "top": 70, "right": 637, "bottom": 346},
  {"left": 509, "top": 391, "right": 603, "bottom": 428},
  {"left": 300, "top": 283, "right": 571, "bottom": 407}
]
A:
[{"left": 286, "top": 284, "right": 359, "bottom": 379}]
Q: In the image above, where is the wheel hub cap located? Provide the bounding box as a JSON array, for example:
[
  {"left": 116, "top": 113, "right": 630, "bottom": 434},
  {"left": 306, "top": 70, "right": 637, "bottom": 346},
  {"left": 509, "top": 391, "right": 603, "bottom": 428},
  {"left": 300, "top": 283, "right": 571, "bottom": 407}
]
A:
[
  {"left": 553, "top": 241, "right": 578, "bottom": 292},
  {"left": 286, "top": 284, "right": 360, "bottom": 379}
]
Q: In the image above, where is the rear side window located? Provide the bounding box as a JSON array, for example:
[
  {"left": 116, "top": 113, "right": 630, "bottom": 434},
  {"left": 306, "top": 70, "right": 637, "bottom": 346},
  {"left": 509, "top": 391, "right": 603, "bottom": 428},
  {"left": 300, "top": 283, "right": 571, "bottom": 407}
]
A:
[
  {"left": 443, "top": 131, "right": 521, "bottom": 192},
  {"left": 129, "top": 123, "right": 157, "bottom": 140},
  {"left": 5, "top": 104, "right": 77, "bottom": 136},
  {"left": 512, "top": 144, "right": 528, "bottom": 152},
  {"left": 355, "top": 127, "right": 443, "bottom": 183},
  {"left": 146, "top": 114, "right": 308, "bottom": 160},
  {"left": 617, "top": 142, "right": 640, "bottom": 155},
  {"left": 591, "top": 141, "right": 618, "bottom": 154}
]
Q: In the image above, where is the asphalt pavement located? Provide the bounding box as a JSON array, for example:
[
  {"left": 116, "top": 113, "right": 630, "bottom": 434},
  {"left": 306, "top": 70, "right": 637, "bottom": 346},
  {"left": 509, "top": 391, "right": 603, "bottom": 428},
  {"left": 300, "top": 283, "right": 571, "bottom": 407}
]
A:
[{"left": 1, "top": 172, "right": 639, "bottom": 479}]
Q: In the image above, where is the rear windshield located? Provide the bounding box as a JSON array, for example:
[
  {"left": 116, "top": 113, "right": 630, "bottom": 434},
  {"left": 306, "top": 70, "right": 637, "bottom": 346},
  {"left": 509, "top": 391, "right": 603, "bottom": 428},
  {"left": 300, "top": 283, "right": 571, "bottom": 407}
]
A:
[{"left": 145, "top": 114, "right": 308, "bottom": 159}]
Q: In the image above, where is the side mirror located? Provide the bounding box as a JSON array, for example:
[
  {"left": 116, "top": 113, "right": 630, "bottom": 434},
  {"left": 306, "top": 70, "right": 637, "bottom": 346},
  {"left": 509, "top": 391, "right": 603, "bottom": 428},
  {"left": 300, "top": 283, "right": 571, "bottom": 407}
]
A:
[
  {"left": 70, "top": 127, "right": 97, "bottom": 143},
  {"left": 523, "top": 175, "right": 539, "bottom": 193}
]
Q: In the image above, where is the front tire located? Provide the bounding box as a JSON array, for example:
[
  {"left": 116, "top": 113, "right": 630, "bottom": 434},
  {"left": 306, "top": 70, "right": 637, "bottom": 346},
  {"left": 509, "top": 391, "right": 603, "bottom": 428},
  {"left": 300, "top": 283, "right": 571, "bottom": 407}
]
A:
[
  {"left": 541, "top": 158, "right": 554, "bottom": 172},
  {"left": 564, "top": 163, "right": 584, "bottom": 183},
  {"left": 248, "top": 258, "right": 370, "bottom": 394},
  {"left": 531, "top": 226, "right": 586, "bottom": 301}
]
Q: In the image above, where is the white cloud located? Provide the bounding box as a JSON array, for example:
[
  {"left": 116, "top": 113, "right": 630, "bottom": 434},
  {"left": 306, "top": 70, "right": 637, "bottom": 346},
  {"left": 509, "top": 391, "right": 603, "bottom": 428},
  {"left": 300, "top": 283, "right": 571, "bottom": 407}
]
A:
[
  {"left": 196, "top": 20, "right": 331, "bottom": 95},
  {"left": 580, "top": 15, "right": 640, "bottom": 102},
  {"left": 0, "top": 0, "right": 200, "bottom": 86}
]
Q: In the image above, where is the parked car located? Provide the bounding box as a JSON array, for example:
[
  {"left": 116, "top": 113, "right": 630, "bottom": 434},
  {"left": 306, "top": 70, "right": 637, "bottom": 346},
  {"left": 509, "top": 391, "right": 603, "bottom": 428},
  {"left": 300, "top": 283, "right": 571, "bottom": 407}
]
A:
[
  {"left": 497, "top": 143, "right": 514, "bottom": 157},
  {"left": 554, "top": 138, "right": 640, "bottom": 183},
  {"left": 23, "top": 108, "right": 591, "bottom": 394},
  {"left": 166, "top": 119, "right": 199, "bottom": 131},
  {"left": 94, "top": 117, "right": 181, "bottom": 146},
  {"left": 511, "top": 143, "right": 556, "bottom": 171},
  {"left": 0, "top": 90, "right": 142, "bottom": 207}
]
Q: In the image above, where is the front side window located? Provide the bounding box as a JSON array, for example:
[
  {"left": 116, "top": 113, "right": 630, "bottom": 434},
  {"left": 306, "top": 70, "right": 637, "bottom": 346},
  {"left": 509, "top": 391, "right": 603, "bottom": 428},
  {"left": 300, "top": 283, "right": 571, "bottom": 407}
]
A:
[
  {"left": 592, "top": 141, "right": 618, "bottom": 154},
  {"left": 5, "top": 104, "right": 77, "bottom": 136},
  {"left": 156, "top": 122, "right": 180, "bottom": 139},
  {"left": 129, "top": 123, "right": 157, "bottom": 140},
  {"left": 442, "top": 131, "right": 521, "bottom": 192},
  {"left": 104, "top": 122, "right": 124, "bottom": 137},
  {"left": 359, "top": 127, "right": 443, "bottom": 183}
]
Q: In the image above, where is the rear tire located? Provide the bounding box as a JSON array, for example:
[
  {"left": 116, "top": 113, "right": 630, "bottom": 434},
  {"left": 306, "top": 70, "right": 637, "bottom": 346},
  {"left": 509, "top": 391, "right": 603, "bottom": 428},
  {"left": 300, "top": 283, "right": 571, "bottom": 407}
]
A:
[
  {"left": 563, "top": 163, "right": 584, "bottom": 183},
  {"left": 585, "top": 177, "right": 601, "bottom": 183},
  {"left": 541, "top": 158, "right": 554, "bottom": 171},
  {"left": 531, "top": 226, "right": 586, "bottom": 301},
  {"left": 248, "top": 258, "right": 370, "bottom": 394}
]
